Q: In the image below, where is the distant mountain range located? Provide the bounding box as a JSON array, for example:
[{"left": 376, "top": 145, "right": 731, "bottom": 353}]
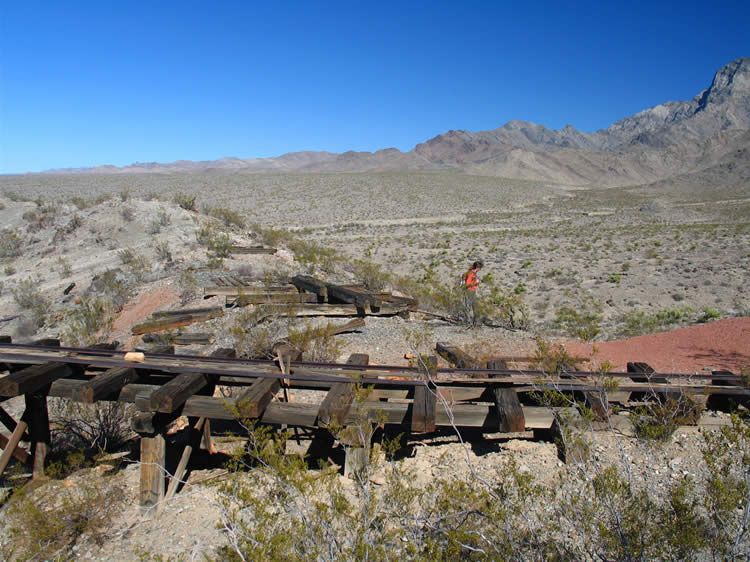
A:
[{"left": 45, "top": 57, "right": 750, "bottom": 188}]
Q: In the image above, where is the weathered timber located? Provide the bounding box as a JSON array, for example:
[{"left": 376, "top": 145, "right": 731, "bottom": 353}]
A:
[
  {"left": 31, "top": 338, "right": 60, "bottom": 347},
  {"left": 142, "top": 332, "right": 215, "bottom": 345},
  {"left": 0, "top": 362, "right": 72, "bottom": 397},
  {"left": 140, "top": 433, "right": 166, "bottom": 508},
  {"left": 0, "top": 431, "right": 30, "bottom": 464},
  {"left": 229, "top": 245, "right": 277, "bottom": 254},
  {"left": 164, "top": 417, "right": 206, "bottom": 501},
  {"left": 291, "top": 275, "right": 328, "bottom": 302},
  {"left": 0, "top": 405, "right": 27, "bottom": 437},
  {"left": 488, "top": 359, "right": 526, "bottom": 433},
  {"left": 63, "top": 282, "right": 76, "bottom": 295},
  {"left": 25, "top": 392, "right": 50, "bottom": 478},
  {"left": 206, "top": 286, "right": 298, "bottom": 298},
  {"left": 234, "top": 378, "right": 280, "bottom": 418},
  {"left": 132, "top": 316, "right": 198, "bottom": 335},
  {"left": 0, "top": 419, "right": 29, "bottom": 475},
  {"left": 326, "top": 283, "right": 381, "bottom": 309},
  {"left": 316, "top": 352, "right": 369, "bottom": 426},
  {"left": 72, "top": 367, "right": 139, "bottom": 403},
  {"left": 132, "top": 410, "right": 179, "bottom": 435},
  {"left": 228, "top": 292, "right": 319, "bottom": 305},
  {"left": 436, "top": 342, "right": 479, "bottom": 368},
  {"left": 150, "top": 306, "right": 224, "bottom": 319},
  {"left": 149, "top": 373, "right": 214, "bottom": 413},
  {"left": 0, "top": 336, "right": 12, "bottom": 344},
  {"left": 269, "top": 303, "right": 406, "bottom": 318},
  {"left": 327, "top": 317, "right": 366, "bottom": 335},
  {"left": 412, "top": 386, "right": 436, "bottom": 432}
]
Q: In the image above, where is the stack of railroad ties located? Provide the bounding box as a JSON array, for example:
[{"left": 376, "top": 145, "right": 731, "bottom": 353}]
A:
[{"left": 131, "top": 274, "right": 418, "bottom": 337}]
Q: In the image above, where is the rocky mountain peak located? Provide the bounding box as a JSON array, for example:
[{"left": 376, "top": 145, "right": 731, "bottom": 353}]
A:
[{"left": 695, "top": 56, "right": 750, "bottom": 109}]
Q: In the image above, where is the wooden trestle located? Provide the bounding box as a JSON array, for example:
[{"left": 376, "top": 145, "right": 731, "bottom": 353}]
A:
[{"left": 0, "top": 339, "right": 746, "bottom": 509}]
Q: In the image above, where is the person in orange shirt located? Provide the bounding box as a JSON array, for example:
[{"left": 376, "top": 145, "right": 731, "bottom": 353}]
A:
[{"left": 459, "top": 261, "right": 483, "bottom": 324}]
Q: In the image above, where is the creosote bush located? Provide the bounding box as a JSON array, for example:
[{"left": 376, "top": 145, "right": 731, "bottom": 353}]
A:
[
  {"left": 11, "top": 276, "right": 50, "bottom": 327},
  {"left": 61, "top": 296, "right": 114, "bottom": 347},
  {"left": 286, "top": 321, "right": 344, "bottom": 362},
  {"left": 174, "top": 192, "right": 197, "bottom": 211}
]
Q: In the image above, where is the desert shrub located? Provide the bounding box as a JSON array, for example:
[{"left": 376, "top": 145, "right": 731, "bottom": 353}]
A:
[
  {"left": 120, "top": 206, "right": 135, "bottom": 221},
  {"left": 22, "top": 210, "right": 37, "bottom": 222},
  {"left": 4, "top": 265, "right": 15, "bottom": 276},
  {"left": 0, "top": 201, "right": 4, "bottom": 210},
  {"left": 157, "top": 207, "right": 170, "bottom": 226},
  {"left": 174, "top": 192, "right": 197, "bottom": 211},
  {"left": 196, "top": 223, "right": 233, "bottom": 259},
  {"left": 70, "top": 196, "right": 92, "bottom": 210},
  {"left": 3, "top": 190, "right": 29, "bottom": 202},
  {"left": 699, "top": 306, "right": 721, "bottom": 323},
  {"left": 153, "top": 240, "right": 172, "bottom": 263},
  {"left": 622, "top": 306, "right": 693, "bottom": 336},
  {"left": 229, "top": 306, "right": 292, "bottom": 359},
  {"left": 480, "top": 284, "right": 530, "bottom": 330},
  {"left": 60, "top": 296, "right": 114, "bottom": 347},
  {"left": 178, "top": 269, "right": 198, "bottom": 304},
  {"left": 554, "top": 296, "right": 602, "bottom": 340},
  {"left": 352, "top": 259, "right": 390, "bottom": 291},
  {"left": 286, "top": 322, "right": 344, "bottom": 362},
  {"left": 0, "top": 230, "right": 23, "bottom": 258},
  {"left": 205, "top": 206, "right": 246, "bottom": 228},
  {"left": 11, "top": 276, "right": 49, "bottom": 327},
  {"left": 147, "top": 217, "right": 162, "bottom": 235},
  {"left": 1, "top": 472, "right": 126, "bottom": 560},
  {"left": 631, "top": 392, "right": 704, "bottom": 442},
  {"left": 87, "top": 269, "right": 133, "bottom": 307},
  {"left": 50, "top": 399, "right": 134, "bottom": 453},
  {"left": 250, "top": 222, "right": 294, "bottom": 247},
  {"left": 531, "top": 338, "right": 580, "bottom": 374},
  {"left": 119, "top": 188, "right": 130, "bottom": 202},
  {"left": 287, "top": 238, "right": 342, "bottom": 274},
  {"left": 57, "top": 256, "right": 72, "bottom": 277}
]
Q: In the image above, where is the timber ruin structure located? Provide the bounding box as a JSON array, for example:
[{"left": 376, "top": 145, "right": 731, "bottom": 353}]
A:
[{"left": 0, "top": 337, "right": 746, "bottom": 510}]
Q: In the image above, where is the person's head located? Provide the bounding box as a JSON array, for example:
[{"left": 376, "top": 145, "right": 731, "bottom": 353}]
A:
[{"left": 471, "top": 261, "right": 483, "bottom": 271}]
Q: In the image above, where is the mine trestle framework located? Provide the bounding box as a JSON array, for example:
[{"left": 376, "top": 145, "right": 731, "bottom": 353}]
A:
[{"left": 0, "top": 339, "right": 746, "bottom": 509}]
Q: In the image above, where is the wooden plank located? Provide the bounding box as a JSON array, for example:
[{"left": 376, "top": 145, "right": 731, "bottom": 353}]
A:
[
  {"left": 290, "top": 275, "right": 328, "bottom": 301},
  {"left": 139, "top": 434, "right": 166, "bottom": 508},
  {"left": 0, "top": 431, "right": 30, "bottom": 464},
  {"left": 234, "top": 378, "right": 280, "bottom": 418},
  {"left": 149, "top": 373, "right": 213, "bottom": 413},
  {"left": 72, "top": 366, "right": 139, "bottom": 403},
  {"left": 0, "top": 420, "right": 29, "bottom": 475},
  {"left": 141, "top": 333, "right": 215, "bottom": 345},
  {"left": 132, "top": 316, "right": 195, "bottom": 335},
  {"left": 228, "top": 292, "right": 318, "bottom": 304},
  {"left": 436, "top": 342, "right": 479, "bottom": 368},
  {"left": 31, "top": 338, "right": 60, "bottom": 347},
  {"left": 326, "top": 283, "right": 381, "bottom": 308},
  {"left": 0, "top": 362, "right": 72, "bottom": 397},
  {"left": 317, "top": 384, "right": 356, "bottom": 426},
  {"left": 150, "top": 306, "right": 224, "bottom": 318},
  {"left": 229, "top": 245, "right": 277, "bottom": 255},
  {"left": 165, "top": 417, "right": 206, "bottom": 501}
]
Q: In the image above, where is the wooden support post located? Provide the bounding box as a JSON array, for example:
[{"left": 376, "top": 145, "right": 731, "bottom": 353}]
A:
[
  {"left": 318, "top": 384, "right": 355, "bottom": 426},
  {"left": 140, "top": 433, "right": 166, "bottom": 509},
  {"left": 344, "top": 446, "right": 368, "bottom": 479},
  {"left": 412, "top": 384, "right": 436, "bottom": 433},
  {"left": 165, "top": 417, "right": 206, "bottom": 500},
  {"left": 25, "top": 392, "right": 50, "bottom": 479},
  {"left": 234, "top": 378, "right": 281, "bottom": 418},
  {"left": 488, "top": 359, "right": 526, "bottom": 433},
  {"left": 0, "top": 419, "right": 29, "bottom": 476},
  {"left": 0, "top": 431, "right": 30, "bottom": 464}
]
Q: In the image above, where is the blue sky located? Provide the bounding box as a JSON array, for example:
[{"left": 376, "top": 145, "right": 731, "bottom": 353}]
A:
[{"left": 1, "top": 0, "right": 748, "bottom": 173}]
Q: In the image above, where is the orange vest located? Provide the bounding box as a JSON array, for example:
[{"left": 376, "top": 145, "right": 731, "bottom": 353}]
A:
[{"left": 462, "top": 269, "right": 479, "bottom": 291}]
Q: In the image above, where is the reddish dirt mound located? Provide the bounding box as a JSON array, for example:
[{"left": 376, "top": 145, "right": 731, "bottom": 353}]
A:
[
  {"left": 110, "top": 284, "right": 180, "bottom": 349},
  {"left": 564, "top": 317, "right": 750, "bottom": 374}
]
